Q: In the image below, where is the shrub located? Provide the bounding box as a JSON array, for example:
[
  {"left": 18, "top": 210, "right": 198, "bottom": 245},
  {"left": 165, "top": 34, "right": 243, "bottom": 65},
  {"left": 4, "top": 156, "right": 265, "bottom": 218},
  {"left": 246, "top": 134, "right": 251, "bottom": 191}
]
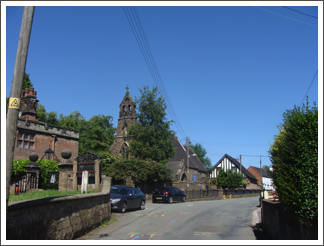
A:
[
  {"left": 268, "top": 99, "right": 318, "bottom": 225},
  {"left": 216, "top": 169, "right": 246, "bottom": 189},
  {"left": 37, "top": 159, "right": 59, "bottom": 189},
  {"left": 11, "top": 159, "right": 29, "bottom": 175}
]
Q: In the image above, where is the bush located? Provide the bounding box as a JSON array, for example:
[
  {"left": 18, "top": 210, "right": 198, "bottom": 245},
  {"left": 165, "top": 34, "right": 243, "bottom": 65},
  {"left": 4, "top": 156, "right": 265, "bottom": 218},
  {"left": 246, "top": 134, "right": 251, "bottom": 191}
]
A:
[
  {"left": 268, "top": 99, "right": 318, "bottom": 225},
  {"left": 216, "top": 169, "right": 246, "bottom": 189},
  {"left": 99, "top": 151, "right": 173, "bottom": 184},
  {"left": 37, "top": 159, "right": 59, "bottom": 189},
  {"left": 11, "top": 159, "right": 29, "bottom": 175}
]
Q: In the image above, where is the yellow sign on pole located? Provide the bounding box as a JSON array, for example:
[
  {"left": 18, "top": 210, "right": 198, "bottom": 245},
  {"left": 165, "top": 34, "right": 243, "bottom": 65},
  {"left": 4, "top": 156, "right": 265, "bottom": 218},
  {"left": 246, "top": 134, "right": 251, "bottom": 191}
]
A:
[{"left": 8, "top": 97, "right": 20, "bottom": 109}]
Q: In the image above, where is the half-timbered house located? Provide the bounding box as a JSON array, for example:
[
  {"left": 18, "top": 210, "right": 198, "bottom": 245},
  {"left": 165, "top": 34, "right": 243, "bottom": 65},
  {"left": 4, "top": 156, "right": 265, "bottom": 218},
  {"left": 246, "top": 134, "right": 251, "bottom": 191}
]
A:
[{"left": 210, "top": 154, "right": 259, "bottom": 189}]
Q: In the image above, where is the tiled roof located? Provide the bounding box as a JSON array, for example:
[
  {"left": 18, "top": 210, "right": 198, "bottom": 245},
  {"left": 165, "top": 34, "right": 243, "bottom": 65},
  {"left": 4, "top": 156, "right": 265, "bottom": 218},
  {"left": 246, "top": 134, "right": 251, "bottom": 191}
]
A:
[
  {"left": 166, "top": 161, "right": 182, "bottom": 178},
  {"left": 214, "top": 154, "right": 257, "bottom": 181},
  {"left": 168, "top": 138, "right": 207, "bottom": 173},
  {"left": 250, "top": 166, "right": 272, "bottom": 178}
]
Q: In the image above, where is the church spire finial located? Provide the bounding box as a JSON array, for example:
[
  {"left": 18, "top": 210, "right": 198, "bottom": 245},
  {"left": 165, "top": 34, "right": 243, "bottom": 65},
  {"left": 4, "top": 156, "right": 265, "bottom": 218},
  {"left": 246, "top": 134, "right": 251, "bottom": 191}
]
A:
[{"left": 126, "top": 85, "right": 129, "bottom": 92}]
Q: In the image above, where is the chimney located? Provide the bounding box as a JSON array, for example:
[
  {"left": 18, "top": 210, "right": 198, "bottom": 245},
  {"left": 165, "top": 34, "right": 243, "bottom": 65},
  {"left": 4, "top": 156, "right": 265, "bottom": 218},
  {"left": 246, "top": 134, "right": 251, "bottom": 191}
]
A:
[{"left": 19, "top": 86, "right": 39, "bottom": 121}]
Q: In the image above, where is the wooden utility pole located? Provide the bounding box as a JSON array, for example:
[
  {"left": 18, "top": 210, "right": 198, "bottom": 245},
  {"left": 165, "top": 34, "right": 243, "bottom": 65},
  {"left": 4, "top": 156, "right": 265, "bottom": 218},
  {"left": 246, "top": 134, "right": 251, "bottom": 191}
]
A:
[
  {"left": 6, "top": 6, "right": 35, "bottom": 212},
  {"left": 240, "top": 154, "right": 242, "bottom": 174},
  {"left": 186, "top": 136, "right": 190, "bottom": 188}
]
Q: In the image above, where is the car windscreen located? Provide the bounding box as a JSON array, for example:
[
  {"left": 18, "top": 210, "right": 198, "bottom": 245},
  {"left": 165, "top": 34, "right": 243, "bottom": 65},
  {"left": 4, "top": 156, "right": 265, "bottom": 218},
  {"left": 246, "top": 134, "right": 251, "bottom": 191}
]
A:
[{"left": 110, "top": 186, "right": 129, "bottom": 195}]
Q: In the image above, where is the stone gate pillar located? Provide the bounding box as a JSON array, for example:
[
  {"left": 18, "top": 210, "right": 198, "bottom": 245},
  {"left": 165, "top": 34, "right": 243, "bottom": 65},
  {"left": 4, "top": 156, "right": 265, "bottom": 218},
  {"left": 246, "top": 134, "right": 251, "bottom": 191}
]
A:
[
  {"left": 58, "top": 149, "right": 73, "bottom": 191},
  {"left": 24, "top": 153, "right": 41, "bottom": 189}
]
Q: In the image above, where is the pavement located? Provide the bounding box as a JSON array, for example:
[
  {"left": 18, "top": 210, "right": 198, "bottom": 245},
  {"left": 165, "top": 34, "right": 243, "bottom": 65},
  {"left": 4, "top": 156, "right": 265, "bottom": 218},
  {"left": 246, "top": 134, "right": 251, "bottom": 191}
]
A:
[{"left": 252, "top": 207, "right": 261, "bottom": 226}]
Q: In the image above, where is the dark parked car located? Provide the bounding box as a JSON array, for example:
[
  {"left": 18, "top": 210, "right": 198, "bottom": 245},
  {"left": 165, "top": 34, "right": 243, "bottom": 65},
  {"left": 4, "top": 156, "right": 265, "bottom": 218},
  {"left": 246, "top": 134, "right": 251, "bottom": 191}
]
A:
[
  {"left": 110, "top": 185, "right": 146, "bottom": 213},
  {"left": 152, "top": 187, "right": 186, "bottom": 203}
]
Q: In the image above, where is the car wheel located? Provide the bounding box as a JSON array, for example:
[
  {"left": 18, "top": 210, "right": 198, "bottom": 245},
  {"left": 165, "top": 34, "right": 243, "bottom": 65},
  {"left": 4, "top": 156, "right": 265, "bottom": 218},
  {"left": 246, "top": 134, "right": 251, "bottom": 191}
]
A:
[
  {"left": 119, "top": 202, "right": 127, "bottom": 213},
  {"left": 140, "top": 200, "right": 145, "bottom": 210},
  {"left": 168, "top": 196, "right": 173, "bottom": 204},
  {"left": 182, "top": 196, "right": 186, "bottom": 202}
]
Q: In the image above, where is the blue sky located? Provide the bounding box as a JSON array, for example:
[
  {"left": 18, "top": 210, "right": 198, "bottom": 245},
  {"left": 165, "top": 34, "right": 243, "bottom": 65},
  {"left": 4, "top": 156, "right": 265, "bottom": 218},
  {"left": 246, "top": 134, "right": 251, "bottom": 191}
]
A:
[{"left": 3, "top": 2, "right": 322, "bottom": 170}]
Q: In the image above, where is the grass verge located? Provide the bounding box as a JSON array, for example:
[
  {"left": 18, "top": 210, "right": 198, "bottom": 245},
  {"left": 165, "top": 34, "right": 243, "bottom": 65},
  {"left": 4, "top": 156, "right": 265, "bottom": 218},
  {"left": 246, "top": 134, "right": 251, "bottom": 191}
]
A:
[{"left": 9, "top": 189, "right": 100, "bottom": 203}]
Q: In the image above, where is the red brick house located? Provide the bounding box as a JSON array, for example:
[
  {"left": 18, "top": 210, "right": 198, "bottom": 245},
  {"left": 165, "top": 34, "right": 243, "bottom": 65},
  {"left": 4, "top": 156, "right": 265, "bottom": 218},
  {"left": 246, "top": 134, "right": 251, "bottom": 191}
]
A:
[{"left": 13, "top": 87, "right": 79, "bottom": 160}]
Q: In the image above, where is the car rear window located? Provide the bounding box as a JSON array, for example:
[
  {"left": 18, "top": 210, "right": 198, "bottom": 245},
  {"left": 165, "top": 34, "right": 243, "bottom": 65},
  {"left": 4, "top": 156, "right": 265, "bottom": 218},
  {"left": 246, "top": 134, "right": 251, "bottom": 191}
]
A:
[{"left": 155, "top": 188, "right": 170, "bottom": 192}]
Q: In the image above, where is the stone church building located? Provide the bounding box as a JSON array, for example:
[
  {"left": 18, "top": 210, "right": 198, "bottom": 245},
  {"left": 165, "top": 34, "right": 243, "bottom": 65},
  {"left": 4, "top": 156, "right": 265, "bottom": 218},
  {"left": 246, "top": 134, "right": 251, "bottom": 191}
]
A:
[{"left": 109, "top": 86, "right": 137, "bottom": 157}]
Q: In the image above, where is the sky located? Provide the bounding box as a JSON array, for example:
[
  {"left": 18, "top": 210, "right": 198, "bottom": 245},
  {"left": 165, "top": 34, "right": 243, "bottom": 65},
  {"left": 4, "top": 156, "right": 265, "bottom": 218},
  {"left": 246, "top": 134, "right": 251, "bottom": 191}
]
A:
[{"left": 3, "top": 1, "right": 322, "bottom": 171}]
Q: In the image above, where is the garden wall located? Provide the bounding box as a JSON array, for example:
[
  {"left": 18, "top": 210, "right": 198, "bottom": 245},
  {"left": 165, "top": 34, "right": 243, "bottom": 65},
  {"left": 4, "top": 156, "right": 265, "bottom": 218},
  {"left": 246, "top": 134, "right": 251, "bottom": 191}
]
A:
[
  {"left": 262, "top": 199, "right": 318, "bottom": 240},
  {"left": 6, "top": 192, "right": 111, "bottom": 240}
]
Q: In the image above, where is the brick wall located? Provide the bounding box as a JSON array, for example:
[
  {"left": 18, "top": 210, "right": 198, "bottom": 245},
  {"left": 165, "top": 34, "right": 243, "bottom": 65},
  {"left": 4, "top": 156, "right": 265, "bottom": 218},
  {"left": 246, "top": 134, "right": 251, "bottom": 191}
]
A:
[
  {"left": 14, "top": 119, "right": 79, "bottom": 160},
  {"left": 247, "top": 166, "right": 261, "bottom": 185},
  {"left": 6, "top": 192, "right": 111, "bottom": 240}
]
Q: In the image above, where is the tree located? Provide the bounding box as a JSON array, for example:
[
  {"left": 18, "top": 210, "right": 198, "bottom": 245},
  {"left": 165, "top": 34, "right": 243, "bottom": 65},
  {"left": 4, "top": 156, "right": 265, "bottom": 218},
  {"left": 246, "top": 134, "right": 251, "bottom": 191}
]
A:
[
  {"left": 216, "top": 169, "right": 246, "bottom": 189},
  {"left": 22, "top": 72, "right": 33, "bottom": 89},
  {"left": 268, "top": 98, "right": 318, "bottom": 225},
  {"left": 100, "top": 151, "right": 172, "bottom": 184},
  {"left": 80, "top": 115, "right": 116, "bottom": 154},
  {"left": 129, "top": 86, "right": 176, "bottom": 163},
  {"left": 191, "top": 143, "right": 212, "bottom": 175},
  {"left": 36, "top": 103, "right": 60, "bottom": 125}
]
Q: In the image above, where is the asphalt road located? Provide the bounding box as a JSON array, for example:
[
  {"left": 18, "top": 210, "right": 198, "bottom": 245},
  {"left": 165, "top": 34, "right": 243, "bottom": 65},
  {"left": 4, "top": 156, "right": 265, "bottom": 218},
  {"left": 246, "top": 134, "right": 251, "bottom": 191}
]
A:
[{"left": 78, "top": 196, "right": 261, "bottom": 240}]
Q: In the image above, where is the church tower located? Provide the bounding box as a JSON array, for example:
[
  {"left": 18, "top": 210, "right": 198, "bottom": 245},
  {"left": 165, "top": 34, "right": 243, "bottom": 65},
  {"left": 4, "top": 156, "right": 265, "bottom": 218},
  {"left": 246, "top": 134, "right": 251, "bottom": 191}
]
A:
[{"left": 109, "top": 86, "right": 137, "bottom": 157}]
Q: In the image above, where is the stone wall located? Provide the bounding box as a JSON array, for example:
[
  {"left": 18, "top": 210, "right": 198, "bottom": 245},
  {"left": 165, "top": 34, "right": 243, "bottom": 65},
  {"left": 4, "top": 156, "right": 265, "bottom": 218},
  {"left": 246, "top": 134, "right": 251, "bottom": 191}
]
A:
[
  {"left": 7, "top": 192, "right": 111, "bottom": 240},
  {"left": 262, "top": 199, "right": 318, "bottom": 240}
]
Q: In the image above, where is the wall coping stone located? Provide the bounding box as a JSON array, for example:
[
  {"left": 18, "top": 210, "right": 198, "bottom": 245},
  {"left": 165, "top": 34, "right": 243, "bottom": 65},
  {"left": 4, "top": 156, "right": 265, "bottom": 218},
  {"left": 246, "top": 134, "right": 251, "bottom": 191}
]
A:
[{"left": 8, "top": 192, "right": 109, "bottom": 211}]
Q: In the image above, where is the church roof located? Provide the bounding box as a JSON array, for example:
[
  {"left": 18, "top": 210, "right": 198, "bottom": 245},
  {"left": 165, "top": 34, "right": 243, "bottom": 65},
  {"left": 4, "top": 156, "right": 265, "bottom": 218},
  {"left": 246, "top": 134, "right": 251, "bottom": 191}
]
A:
[{"left": 168, "top": 138, "right": 207, "bottom": 173}]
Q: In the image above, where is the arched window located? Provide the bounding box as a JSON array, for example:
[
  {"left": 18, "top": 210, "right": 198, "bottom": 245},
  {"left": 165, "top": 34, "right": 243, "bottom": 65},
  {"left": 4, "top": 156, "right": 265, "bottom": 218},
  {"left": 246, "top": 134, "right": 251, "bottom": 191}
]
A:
[
  {"left": 128, "top": 105, "right": 131, "bottom": 111},
  {"left": 121, "top": 143, "right": 129, "bottom": 159},
  {"left": 181, "top": 173, "right": 187, "bottom": 181},
  {"left": 123, "top": 106, "right": 126, "bottom": 112}
]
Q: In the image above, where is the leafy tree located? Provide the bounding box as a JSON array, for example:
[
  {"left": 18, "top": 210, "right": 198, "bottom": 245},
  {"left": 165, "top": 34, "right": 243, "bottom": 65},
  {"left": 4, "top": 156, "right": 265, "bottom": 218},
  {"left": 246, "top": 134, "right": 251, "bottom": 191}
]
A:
[
  {"left": 22, "top": 72, "right": 33, "bottom": 89},
  {"left": 80, "top": 115, "right": 116, "bottom": 154},
  {"left": 129, "top": 86, "right": 175, "bottom": 163},
  {"left": 216, "top": 169, "right": 246, "bottom": 189},
  {"left": 191, "top": 143, "right": 212, "bottom": 174},
  {"left": 100, "top": 151, "right": 172, "bottom": 184},
  {"left": 36, "top": 103, "right": 60, "bottom": 125},
  {"left": 268, "top": 98, "right": 318, "bottom": 226}
]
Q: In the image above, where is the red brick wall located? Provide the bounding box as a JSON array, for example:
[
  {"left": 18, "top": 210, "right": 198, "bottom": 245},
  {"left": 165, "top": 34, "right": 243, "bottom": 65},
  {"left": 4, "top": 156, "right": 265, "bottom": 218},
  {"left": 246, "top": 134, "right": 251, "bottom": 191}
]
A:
[
  {"left": 14, "top": 131, "right": 78, "bottom": 160},
  {"left": 247, "top": 166, "right": 261, "bottom": 185}
]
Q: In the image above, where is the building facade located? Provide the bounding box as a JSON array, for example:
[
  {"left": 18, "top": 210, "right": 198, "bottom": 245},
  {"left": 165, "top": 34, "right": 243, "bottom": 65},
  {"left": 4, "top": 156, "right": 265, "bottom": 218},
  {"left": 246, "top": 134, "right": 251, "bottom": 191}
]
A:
[
  {"left": 210, "top": 154, "right": 260, "bottom": 189},
  {"left": 247, "top": 166, "right": 274, "bottom": 190},
  {"left": 13, "top": 86, "right": 79, "bottom": 160},
  {"left": 109, "top": 86, "right": 137, "bottom": 157}
]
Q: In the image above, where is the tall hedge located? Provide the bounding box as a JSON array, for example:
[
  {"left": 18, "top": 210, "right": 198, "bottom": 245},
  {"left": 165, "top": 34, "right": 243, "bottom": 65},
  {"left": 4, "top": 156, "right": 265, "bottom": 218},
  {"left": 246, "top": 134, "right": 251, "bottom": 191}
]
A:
[{"left": 268, "top": 99, "right": 318, "bottom": 225}]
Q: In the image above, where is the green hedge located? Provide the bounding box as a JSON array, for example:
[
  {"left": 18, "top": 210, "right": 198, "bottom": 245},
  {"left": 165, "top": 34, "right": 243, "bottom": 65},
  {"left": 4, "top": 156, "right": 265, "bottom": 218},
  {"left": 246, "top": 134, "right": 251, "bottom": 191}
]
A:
[{"left": 269, "top": 99, "right": 318, "bottom": 226}]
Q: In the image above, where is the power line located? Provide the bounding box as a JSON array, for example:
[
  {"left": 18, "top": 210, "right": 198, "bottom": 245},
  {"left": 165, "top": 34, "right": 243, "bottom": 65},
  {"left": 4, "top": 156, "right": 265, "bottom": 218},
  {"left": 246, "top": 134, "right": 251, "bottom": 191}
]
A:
[
  {"left": 282, "top": 6, "right": 318, "bottom": 19},
  {"left": 123, "top": 6, "right": 187, "bottom": 139},
  {"left": 254, "top": 6, "right": 318, "bottom": 27},
  {"left": 300, "top": 70, "right": 318, "bottom": 107}
]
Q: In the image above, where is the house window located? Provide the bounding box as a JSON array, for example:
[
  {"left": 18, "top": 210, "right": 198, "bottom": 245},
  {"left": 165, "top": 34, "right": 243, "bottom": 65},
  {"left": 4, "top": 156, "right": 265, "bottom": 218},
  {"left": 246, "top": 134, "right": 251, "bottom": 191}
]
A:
[
  {"left": 232, "top": 167, "right": 238, "bottom": 173},
  {"left": 17, "top": 132, "right": 35, "bottom": 149}
]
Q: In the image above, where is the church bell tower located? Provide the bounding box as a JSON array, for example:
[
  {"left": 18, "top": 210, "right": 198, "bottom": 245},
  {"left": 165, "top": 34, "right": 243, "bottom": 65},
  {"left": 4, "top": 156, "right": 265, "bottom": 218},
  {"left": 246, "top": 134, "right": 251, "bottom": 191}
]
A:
[{"left": 109, "top": 86, "right": 137, "bottom": 157}]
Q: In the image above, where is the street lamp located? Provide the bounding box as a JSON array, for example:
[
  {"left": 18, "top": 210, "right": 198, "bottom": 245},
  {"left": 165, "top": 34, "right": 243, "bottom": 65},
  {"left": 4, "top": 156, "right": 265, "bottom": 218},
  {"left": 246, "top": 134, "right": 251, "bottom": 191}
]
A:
[{"left": 40, "top": 147, "right": 59, "bottom": 162}]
